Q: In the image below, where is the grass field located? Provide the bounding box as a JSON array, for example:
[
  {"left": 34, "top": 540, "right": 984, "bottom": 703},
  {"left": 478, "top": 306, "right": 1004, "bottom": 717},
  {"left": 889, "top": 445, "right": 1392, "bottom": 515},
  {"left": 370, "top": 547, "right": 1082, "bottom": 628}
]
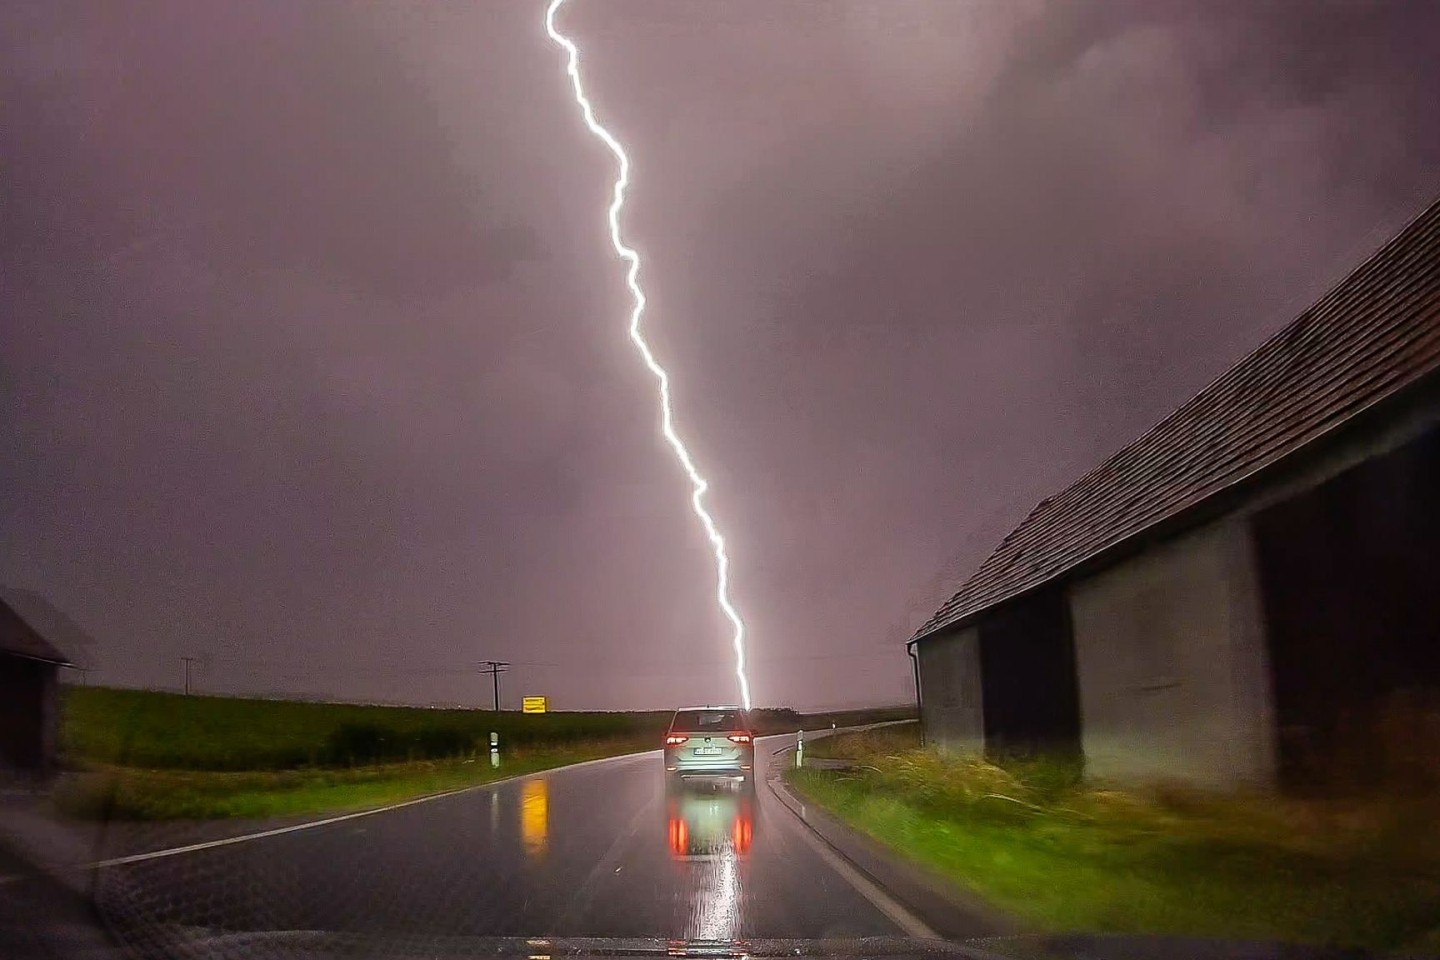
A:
[
  {"left": 63, "top": 687, "right": 673, "bottom": 770},
  {"left": 788, "top": 727, "right": 1440, "bottom": 954},
  {"left": 57, "top": 686, "right": 911, "bottom": 819},
  {"left": 63, "top": 687, "right": 912, "bottom": 771}
]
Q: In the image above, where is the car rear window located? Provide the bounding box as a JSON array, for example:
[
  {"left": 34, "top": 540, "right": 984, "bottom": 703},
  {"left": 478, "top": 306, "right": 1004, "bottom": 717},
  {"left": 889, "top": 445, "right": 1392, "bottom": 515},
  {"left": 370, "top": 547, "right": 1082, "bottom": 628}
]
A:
[{"left": 670, "top": 709, "right": 744, "bottom": 732}]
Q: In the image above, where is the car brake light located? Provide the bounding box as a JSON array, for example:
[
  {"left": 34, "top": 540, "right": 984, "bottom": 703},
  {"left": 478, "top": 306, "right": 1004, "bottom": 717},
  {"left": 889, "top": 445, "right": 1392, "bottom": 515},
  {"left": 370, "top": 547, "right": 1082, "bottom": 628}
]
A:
[
  {"left": 665, "top": 735, "right": 687, "bottom": 745},
  {"left": 728, "top": 733, "right": 752, "bottom": 744}
]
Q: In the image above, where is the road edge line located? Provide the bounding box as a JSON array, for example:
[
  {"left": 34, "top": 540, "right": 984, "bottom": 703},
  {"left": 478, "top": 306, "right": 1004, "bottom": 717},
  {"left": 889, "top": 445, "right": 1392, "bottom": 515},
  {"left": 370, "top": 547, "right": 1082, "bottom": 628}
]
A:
[
  {"left": 88, "top": 748, "right": 660, "bottom": 869},
  {"left": 766, "top": 727, "right": 1022, "bottom": 942},
  {"left": 779, "top": 781, "right": 939, "bottom": 939},
  {"left": 762, "top": 725, "right": 940, "bottom": 939}
]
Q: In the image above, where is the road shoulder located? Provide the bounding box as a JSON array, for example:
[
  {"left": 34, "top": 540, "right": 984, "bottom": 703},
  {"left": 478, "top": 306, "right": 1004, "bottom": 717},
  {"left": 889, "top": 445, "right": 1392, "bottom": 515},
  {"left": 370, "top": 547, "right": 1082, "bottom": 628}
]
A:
[{"left": 765, "top": 744, "right": 1023, "bottom": 942}]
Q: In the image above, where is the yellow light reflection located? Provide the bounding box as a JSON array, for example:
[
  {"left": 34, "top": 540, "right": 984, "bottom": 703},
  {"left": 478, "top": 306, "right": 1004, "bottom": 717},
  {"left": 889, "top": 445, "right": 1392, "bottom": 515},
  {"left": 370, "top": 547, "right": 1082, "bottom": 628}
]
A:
[{"left": 521, "top": 778, "right": 549, "bottom": 860}]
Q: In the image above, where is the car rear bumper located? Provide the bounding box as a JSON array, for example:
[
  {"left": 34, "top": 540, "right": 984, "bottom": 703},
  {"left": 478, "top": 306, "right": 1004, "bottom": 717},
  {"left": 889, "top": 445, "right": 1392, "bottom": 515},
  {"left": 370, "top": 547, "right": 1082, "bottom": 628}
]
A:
[
  {"left": 665, "top": 749, "right": 754, "bottom": 776},
  {"left": 668, "top": 763, "right": 752, "bottom": 776}
]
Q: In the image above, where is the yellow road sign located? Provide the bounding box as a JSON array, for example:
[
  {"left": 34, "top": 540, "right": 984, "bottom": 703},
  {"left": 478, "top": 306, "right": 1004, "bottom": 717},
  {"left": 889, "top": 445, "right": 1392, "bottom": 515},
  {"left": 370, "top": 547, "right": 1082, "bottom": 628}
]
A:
[{"left": 522, "top": 696, "right": 548, "bottom": 714}]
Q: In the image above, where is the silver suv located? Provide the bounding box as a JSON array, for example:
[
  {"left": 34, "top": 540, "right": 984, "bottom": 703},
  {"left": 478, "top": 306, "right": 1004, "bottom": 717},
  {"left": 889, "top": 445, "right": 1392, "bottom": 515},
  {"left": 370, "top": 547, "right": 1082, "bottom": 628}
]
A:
[{"left": 663, "top": 705, "right": 754, "bottom": 783}]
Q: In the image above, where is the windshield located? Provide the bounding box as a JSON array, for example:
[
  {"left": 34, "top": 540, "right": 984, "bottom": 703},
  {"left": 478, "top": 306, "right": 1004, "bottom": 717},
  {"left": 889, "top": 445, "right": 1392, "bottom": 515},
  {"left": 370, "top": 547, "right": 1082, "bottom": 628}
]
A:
[
  {"left": 671, "top": 710, "right": 747, "bottom": 732},
  {"left": 3, "top": 1, "right": 1439, "bottom": 959}
]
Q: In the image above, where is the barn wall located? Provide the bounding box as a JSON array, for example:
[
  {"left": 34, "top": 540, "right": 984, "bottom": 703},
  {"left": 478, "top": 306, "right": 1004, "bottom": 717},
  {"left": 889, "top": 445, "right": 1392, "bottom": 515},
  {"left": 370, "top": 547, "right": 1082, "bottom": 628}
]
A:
[
  {"left": 1068, "top": 517, "right": 1275, "bottom": 787},
  {"left": 917, "top": 626, "right": 983, "bottom": 754}
]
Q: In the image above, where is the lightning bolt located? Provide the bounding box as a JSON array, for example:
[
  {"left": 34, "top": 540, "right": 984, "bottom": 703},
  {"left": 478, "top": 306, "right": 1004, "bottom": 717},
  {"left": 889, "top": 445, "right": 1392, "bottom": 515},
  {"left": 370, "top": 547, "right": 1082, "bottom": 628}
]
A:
[{"left": 545, "top": 0, "right": 753, "bottom": 710}]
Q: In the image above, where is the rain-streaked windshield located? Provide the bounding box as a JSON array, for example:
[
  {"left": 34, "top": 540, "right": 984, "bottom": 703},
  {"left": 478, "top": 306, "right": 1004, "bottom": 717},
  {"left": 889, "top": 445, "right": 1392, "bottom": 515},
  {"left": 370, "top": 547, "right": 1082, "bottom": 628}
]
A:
[{"left": 3, "top": 1, "right": 1439, "bottom": 959}]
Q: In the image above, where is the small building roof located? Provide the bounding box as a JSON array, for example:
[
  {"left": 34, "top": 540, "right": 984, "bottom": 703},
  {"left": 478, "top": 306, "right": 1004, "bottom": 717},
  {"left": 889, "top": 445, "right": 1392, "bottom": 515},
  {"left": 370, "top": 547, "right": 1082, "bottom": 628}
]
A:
[
  {"left": 914, "top": 195, "right": 1440, "bottom": 643},
  {"left": 0, "top": 597, "right": 74, "bottom": 665}
]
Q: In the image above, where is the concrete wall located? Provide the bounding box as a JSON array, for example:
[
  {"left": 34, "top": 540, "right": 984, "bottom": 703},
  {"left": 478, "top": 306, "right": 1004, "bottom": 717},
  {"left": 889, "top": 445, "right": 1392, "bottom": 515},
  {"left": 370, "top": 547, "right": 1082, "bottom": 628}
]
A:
[
  {"left": 917, "top": 626, "right": 983, "bottom": 753},
  {"left": 1068, "top": 516, "right": 1275, "bottom": 787}
]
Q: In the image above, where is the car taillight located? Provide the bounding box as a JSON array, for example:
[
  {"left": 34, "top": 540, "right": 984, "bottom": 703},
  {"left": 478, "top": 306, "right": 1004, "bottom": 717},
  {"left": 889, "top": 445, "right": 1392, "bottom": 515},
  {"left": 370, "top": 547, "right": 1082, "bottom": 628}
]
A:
[
  {"left": 728, "top": 733, "right": 752, "bottom": 744},
  {"left": 665, "top": 735, "right": 687, "bottom": 745}
]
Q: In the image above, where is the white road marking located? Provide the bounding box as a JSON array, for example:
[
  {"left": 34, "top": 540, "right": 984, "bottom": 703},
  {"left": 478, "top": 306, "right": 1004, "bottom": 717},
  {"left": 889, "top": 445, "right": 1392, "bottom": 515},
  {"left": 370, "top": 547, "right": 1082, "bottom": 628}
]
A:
[
  {"left": 552, "top": 787, "right": 657, "bottom": 930},
  {"left": 89, "top": 749, "right": 659, "bottom": 869},
  {"left": 761, "top": 729, "right": 939, "bottom": 940},
  {"left": 780, "top": 789, "right": 938, "bottom": 939}
]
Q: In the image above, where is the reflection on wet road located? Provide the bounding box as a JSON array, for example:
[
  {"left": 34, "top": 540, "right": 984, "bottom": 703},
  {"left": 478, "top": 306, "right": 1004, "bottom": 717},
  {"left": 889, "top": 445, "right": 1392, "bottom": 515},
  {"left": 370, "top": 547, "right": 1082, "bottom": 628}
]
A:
[
  {"left": 89, "top": 733, "right": 904, "bottom": 945},
  {"left": 666, "top": 781, "right": 756, "bottom": 940},
  {"left": 522, "top": 777, "right": 549, "bottom": 861},
  {"left": 666, "top": 781, "right": 755, "bottom": 861}
]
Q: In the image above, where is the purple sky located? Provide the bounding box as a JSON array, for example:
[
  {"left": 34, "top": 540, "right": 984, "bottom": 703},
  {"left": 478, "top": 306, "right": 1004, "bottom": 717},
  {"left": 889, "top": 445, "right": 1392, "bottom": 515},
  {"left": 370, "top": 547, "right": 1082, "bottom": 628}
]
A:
[{"left": 3, "top": 1, "right": 1438, "bottom": 710}]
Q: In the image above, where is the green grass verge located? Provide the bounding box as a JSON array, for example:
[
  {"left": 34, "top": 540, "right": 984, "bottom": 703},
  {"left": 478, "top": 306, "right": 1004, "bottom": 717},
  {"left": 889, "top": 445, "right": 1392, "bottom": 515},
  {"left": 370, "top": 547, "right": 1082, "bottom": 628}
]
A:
[
  {"left": 788, "top": 729, "right": 1440, "bottom": 954},
  {"left": 55, "top": 687, "right": 913, "bottom": 820},
  {"left": 803, "top": 722, "right": 918, "bottom": 760},
  {"left": 56, "top": 736, "right": 653, "bottom": 820}
]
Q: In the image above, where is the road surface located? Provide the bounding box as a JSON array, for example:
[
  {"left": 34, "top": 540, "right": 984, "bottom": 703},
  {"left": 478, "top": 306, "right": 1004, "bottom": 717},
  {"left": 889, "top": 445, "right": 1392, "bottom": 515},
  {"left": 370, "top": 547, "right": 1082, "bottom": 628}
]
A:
[{"left": 89, "top": 733, "right": 922, "bottom": 945}]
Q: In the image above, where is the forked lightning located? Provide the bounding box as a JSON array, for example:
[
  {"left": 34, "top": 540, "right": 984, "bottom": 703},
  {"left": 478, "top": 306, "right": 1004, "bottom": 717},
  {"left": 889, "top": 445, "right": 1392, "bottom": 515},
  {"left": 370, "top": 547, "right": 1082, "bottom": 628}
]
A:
[{"left": 544, "top": 0, "right": 753, "bottom": 708}]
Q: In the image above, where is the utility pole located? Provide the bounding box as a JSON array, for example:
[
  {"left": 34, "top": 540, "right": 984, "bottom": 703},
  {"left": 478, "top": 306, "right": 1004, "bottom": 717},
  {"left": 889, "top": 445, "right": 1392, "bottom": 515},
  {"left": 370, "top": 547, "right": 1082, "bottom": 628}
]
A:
[
  {"left": 478, "top": 660, "right": 509, "bottom": 711},
  {"left": 180, "top": 656, "right": 197, "bottom": 695}
]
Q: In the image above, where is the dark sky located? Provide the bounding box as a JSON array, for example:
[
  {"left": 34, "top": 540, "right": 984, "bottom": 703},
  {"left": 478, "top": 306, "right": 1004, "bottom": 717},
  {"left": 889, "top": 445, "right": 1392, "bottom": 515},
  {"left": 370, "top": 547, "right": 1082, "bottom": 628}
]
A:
[{"left": 4, "top": 1, "right": 1438, "bottom": 710}]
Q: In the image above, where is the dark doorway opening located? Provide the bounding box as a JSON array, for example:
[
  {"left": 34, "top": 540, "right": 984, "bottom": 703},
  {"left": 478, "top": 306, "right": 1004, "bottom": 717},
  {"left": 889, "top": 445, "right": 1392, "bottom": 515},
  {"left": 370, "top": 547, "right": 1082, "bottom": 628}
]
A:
[
  {"left": 977, "top": 587, "right": 1082, "bottom": 758},
  {"left": 1254, "top": 421, "right": 1440, "bottom": 792},
  {"left": 0, "top": 655, "right": 49, "bottom": 769}
]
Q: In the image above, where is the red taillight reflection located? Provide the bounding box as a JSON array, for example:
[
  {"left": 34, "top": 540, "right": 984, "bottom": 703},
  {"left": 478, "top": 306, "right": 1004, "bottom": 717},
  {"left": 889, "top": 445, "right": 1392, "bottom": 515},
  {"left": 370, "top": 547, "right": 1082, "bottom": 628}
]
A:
[
  {"left": 727, "top": 733, "right": 752, "bottom": 744},
  {"left": 731, "top": 813, "right": 753, "bottom": 855},
  {"left": 665, "top": 735, "right": 687, "bottom": 745},
  {"left": 668, "top": 817, "right": 689, "bottom": 856}
]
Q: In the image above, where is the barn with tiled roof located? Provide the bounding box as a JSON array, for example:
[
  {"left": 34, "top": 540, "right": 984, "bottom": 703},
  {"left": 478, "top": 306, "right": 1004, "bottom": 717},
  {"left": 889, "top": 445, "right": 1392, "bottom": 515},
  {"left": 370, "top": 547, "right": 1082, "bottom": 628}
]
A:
[{"left": 909, "top": 196, "right": 1440, "bottom": 790}]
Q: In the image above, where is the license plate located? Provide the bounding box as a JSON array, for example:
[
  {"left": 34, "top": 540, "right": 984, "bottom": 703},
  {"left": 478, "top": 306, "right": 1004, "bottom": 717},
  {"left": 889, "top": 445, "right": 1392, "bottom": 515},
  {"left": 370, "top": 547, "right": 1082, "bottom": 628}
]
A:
[{"left": 693, "top": 746, "right": 723, "bottom": 756}]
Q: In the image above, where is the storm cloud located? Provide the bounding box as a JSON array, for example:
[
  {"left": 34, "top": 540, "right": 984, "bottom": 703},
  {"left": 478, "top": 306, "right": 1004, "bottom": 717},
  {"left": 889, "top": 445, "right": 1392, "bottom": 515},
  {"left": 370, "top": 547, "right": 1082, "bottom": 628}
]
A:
[{"left": 3, "top": 1, "right": 1437, "bottom": 708}]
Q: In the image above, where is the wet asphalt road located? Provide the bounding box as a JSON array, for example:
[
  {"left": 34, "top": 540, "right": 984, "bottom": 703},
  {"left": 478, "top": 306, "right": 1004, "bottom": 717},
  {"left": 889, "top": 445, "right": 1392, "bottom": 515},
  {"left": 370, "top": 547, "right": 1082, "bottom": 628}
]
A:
[{"left": 90, "top": 733, "right": 907, "bottom": 943}]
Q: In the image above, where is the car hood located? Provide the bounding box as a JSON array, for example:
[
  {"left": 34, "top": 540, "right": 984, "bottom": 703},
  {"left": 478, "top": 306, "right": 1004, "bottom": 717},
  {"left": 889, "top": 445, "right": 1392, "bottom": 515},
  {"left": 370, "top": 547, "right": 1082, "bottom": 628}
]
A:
[{"left": 102, "top": 933, "right": 1395, "bottom": 960}]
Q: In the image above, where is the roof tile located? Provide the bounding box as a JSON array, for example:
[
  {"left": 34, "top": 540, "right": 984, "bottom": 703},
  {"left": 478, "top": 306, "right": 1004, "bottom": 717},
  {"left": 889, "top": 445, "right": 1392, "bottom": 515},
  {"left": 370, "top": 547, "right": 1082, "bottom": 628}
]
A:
[
  {"left": 0, "top": 598, "right": 73, "bottom": 665},
  {"left": 915, "top": 197, "right": 1440, "bottom": 640}
]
